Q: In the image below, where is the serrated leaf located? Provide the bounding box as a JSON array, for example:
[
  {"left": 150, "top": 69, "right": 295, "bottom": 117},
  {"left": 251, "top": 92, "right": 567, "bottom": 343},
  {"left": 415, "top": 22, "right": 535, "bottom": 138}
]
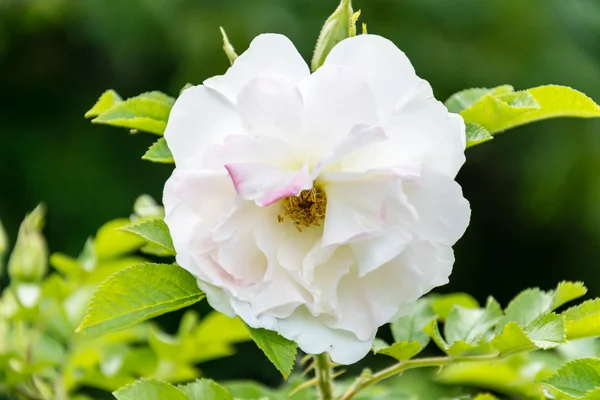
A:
[
  {"left": 445, "top": 85, "right": 515, "bottom": 113},
  {"left": 77, "top": 263, "right": 204, "bottom": 336},
  {"left": 120, "top": 219, "right": 175, "bottom": 255},
  {"left": 542, "top": 358, "right": 600, "bottom": 398},
  {"left": 495, "top": 288, "right": 554, "bottom": 334},
  {"left": 445, "top": 297, "right": 502, "bottom": 346},
  {"left": 92, "top": 91, "right": 174, "bottom": 135},
  {"left": 178, "top": 379, "right": 232, "bottom": 400},
  {"left": 461, "top": 85, "right": 600, "bottom": 135},
  {"left": 142, "top": 138, "right": 174, "bottom": 163},
  {"left": 390, "top": 300, "right": 435, "bottom": 347},
  {"left": 372, "top": 338, "right": 422, "bottom": 361},
  {"left": 113, "top": 378, "right": 187, "bottom": 400},
  {"left": 430, "top": 293, "right": 479, "bottom": 322},
  {"left": 465, "top": 122, "right": 493, "bottom": 148},
  {"left": 553, "top": 281, "right": 587, "bottom": 310},
  {"left": 95, "top": 219, "right": 145, "bottom": 260},
  {"left": 248, "top": 327, "right": 297, "bottom": 379},
  {"left": 564, "top": 299, "right": 600, "bottom": 340},
  {"left": 85, "top": 89, "right": 123, "bottom": 118},
  {"left": 492, "top": 313, "right": 566, "bottom": 354}
]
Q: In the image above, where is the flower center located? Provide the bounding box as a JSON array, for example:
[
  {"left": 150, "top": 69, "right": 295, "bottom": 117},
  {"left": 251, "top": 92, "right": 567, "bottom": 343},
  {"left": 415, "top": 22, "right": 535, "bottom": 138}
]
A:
[{"left": 279, "top": 186, "right": 327, "bottom": 230}]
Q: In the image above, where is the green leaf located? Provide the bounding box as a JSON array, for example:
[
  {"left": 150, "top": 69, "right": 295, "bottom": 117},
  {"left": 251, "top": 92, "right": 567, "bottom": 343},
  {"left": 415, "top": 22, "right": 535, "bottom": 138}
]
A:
[
  {"left": 133, "top": 195, "right": 164, "bottom": 219},
  {"left": 248, "top": 327, "right": 297, "bottom": 379},
  {"left": 542, "top": 358, "right": 600, "bottom": 398},
  {"left": 77, "top": 263, "right": 204, "bottom": 336},
  {"left": 92, "top": 91, "right": 174, "bottom": 135},
  {"left": 491, "top": 313, "right": 566, "bottom": 354},
  {"left": 553, "top": 281, "right": 587, "bottom": 310},
  {"left": 113, "top": 378, "right": 187, "bottom": 400},
  {"left": 444, "top": 297, "right": 503, "bottom": 346},
  {"left": 178, "top": 379, "right": 232, "bottom": 400},
  {"left": 430, "top": 293, "right": 479, "bottom": 321},
  {"left": 372, "top": 338, "right": 422, "bottom": 361},
  {"left": 142, "top": 138, "right": 174, "bottom": 164},
  {"left": 465, "top": 122, "right": 493, "bottom": 148},
  {"left": 95, "top": 219, "right": 146, "bottom": 260},
  {"left": 85, "top": 90, "right": 123, "bottom": 118},
  {"left": 495, "top": 288, "right": 554, "bottom": 334},
  {"left": 564, "top": 299, "right": 600, "bottom": 340},
  {"left": 461, "top": 85, "right": 600, "bottom": 135},
  {"left": 391, "top": 300, "right": 435, "bottom": 347},
  {"left": 219, "top": 27, "right": 238, "bottom": 65},
  {"left": 0, "top": 217, "right": 7, "bottom": 274},
  {"left": 474, "top": 395, "right": 500, "bottom": 400},
  {"left": 423, "top": 319, "right": 476, "bottom": 356},
  {"left": 445, "top": 85, "right": 515, "bottom": 113},
  {"left": 120, "top": 219, "right": 175, "bottom": 256}
]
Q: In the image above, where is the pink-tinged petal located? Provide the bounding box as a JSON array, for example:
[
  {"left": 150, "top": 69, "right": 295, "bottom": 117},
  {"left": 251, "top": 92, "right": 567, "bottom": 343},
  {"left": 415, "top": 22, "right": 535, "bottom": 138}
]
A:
[
  {"left": 164, "top": 86, "right": 243, "bottom": 169},
  {"left": 324, "top": 34, "right": 421, "bottom": 118},
  {"left": 225, "top": 163, "right": 313, "bottom": 207},
  {"left": 296, "top": 65, "right": 378, "bottom": 155},
  {"left": 315, "top": 124, "right": 387, "bottom": 175},
  {"left": 204, "top": 34, "right": 309, "bottom": 103},
  {"left": 320, "top": 172, "right": 392, "bottom": 246},
  {"left": 237, "top": 74, "right": 307, "bottom": 142}
]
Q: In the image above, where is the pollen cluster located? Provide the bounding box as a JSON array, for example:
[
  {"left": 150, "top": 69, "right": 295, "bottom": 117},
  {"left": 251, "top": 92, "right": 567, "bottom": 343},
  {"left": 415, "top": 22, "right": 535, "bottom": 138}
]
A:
[{"left": 279, "top": 186, "right": 327, "bottom": 229}]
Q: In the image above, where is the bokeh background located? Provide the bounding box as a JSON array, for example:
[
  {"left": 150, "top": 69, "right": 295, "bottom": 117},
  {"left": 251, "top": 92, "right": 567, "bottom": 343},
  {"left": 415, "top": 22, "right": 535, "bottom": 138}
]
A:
[{"left": 1, "top": 0, "right": 600, "bottom": 389}]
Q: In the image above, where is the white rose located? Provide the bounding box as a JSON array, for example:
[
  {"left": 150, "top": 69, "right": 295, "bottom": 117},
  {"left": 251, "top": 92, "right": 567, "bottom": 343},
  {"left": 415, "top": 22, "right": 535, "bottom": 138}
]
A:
[{"left": 163, "top": 33, "right": 470, "bottom": 364}]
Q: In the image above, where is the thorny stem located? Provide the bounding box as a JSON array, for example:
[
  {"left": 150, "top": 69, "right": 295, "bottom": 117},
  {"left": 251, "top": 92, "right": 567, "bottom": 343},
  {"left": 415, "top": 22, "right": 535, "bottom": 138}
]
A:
[
  {"left": 338, "top": 354, "right": 500, "bottom": 400},
  {"left": 315, "top": 353, "right": 335, "bottom": 400}
]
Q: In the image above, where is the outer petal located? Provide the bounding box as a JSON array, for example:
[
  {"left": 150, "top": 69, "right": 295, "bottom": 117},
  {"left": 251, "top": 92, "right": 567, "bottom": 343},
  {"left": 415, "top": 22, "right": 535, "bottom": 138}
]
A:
[
  {"left": 404, "top": 170, "right": 470, "bottom": 246},
  {"left": 204, "top": 34, "right": 310, "bottom": 103},
  {"left": 341, "top": 80, "right": 466, "bottom": 178},
  {"left": 164, "top": 86, "right": 243, "bottom": 169},
  {"left": 323, "top": 34, "right": 421, "bottom": 118},
  {"left": 297, "top": 65, "right": 378, "bottom": 155}
]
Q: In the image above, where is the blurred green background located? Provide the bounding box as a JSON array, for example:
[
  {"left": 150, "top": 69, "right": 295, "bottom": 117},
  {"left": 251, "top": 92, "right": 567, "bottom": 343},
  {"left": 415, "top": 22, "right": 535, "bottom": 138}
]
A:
[{"left": 1, "top": 0, "right": 600, "bottom": 389}]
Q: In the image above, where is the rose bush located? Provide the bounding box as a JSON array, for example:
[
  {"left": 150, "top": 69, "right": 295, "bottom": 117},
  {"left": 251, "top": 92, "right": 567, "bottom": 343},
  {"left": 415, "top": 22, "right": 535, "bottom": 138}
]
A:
[{"left": 163, "top": 33, "right": 470, "bottom": 364}]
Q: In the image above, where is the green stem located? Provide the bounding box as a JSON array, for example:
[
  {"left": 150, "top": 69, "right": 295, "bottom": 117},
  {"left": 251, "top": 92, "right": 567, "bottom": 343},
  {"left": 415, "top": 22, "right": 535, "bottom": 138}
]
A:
[
  {"left": 315, "top": 353, "right": 335, "bottom": 400},
  {"left": 338, "top": 354, "right": 499, "bottom": 400}
]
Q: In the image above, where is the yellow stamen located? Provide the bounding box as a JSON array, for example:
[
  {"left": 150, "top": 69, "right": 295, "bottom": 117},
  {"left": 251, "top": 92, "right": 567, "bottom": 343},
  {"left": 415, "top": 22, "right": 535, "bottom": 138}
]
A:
[{"left": 279, "top": 186, "right": 327, "bottom": 229}]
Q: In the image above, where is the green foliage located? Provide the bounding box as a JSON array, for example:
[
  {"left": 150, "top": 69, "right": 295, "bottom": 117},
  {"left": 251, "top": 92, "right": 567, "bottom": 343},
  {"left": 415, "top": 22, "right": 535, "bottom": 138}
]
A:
[
  {"left": 542, "top": 358, "right": 600, "bottom": 398},
  {"left": 219, "top": 27, "right": 238, "bottom": 65},
  {"left": 142, "top": 138, "right": 174, "bottom": 164},
  {"left": 0, "top": 217, "right": 7, "bottom": 274},
  {"left": 430, "top": 293, "right": 479, "bottom": 322},
  {"left": 374, "top": 300, "right": 435, "bottom": 361},
  {"left": 77, "top": 263, "right": 205, "bottom": 336},
  {"left": 564, "top": 300, "right": 600, "bottom": 340},
  {"left": 113, "top": 378, "right": 188, "bottom": 400},
  {"left": 452, "top": 85, "right": 600, "bottom": 144},
  {"left": 179, "top": 379, "right": 233, "bottom": 400},
  {"left": 88, "top": 91, "right": 175, "bottom": 135},
  {"left": 120, "top": 218, "right": 176, "bottom": 256},
  {"left": 85, "top": 89, "right": 123, "bottom": 118},
  {"left": 248, "top": 327, "right": 298, "bottom": 379}
]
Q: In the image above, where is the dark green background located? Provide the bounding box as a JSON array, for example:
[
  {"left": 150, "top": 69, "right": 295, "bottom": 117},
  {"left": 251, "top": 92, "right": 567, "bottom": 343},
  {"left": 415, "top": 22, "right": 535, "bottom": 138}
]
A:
[{"left": 1, "top": 0, "right": 600, "bottom": 387}]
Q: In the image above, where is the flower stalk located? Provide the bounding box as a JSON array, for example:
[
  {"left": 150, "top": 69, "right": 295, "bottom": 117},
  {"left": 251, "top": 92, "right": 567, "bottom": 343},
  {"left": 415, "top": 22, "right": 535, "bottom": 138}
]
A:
[
  {"left": 315, "top": 353, "right": 335, "bottom": 400},
  {"left": 338, "top": 354, "right": 500, "bottom": 400}
]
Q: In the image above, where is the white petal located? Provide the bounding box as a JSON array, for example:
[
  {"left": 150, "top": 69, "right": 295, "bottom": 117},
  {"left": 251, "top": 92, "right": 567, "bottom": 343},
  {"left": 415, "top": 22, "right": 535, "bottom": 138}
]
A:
[
  {"left": 341, "top": 80, "right": 466, "bottom": 178},
  {"left": 277, "top": 307, "right": 374, "bottom": 364},
  {"left": 324, "top": 34, "right": 420, "bottom": 117},
  {"left": 400, "top": 241, "right": 455, "bottom": 290},
  {"left": 297, "top": 65, "right": 378, "bottom": 155},
  {"left": 237, "top": 74, "right": 307, "bottom": 142},
  {"left": 404, "top": 170, "right": 470, "bottom": 246},
  {"left": 164, "top": 85, "right": 243, "bottom": 169},
  {"left": 204, "top": 34, "right": 309, "bottom": 102},
  {"left": 320, "top": 172, "right": 391, "bottom": 246},
  {"left": 225, "top": 163, "right": 313, "bottom": 207}
]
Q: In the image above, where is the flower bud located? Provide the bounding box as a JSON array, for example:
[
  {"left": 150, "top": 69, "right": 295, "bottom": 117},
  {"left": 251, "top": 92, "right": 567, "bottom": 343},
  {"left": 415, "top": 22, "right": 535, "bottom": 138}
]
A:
[
  {"left": 311, "top": 0, "right": 354, "bottom": 71},
  {"left": 8, "top": 205, "right": 48, "bottom": 282}
]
